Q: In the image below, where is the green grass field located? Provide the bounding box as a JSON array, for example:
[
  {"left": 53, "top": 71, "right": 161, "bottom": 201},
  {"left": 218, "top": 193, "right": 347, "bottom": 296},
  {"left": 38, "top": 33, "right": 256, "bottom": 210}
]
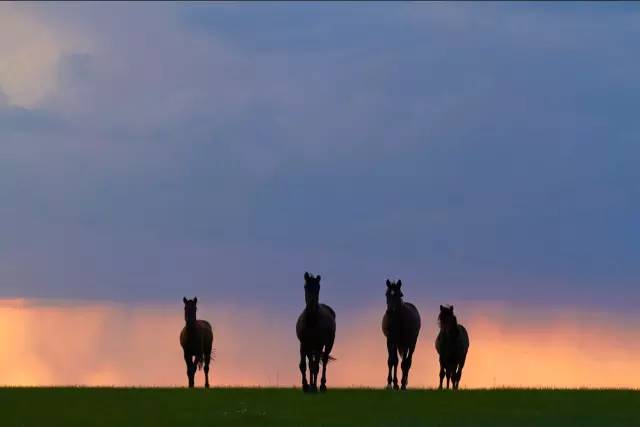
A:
[{"left": 1, "top": 388, "right": 638, "bottom": 426}]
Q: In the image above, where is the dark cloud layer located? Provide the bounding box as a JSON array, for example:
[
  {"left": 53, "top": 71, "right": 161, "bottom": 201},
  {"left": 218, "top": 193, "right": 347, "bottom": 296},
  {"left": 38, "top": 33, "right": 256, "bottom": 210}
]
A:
[{"left": 0, "top": 3, "right": 638, "bottom": 312}]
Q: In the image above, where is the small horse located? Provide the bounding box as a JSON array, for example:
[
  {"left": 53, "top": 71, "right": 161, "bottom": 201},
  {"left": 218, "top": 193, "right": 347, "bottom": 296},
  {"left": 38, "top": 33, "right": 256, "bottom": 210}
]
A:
[
  {"left": 296, "top": 272, "right": 336, "bottom": 392},
  {"left": 382, "top": 279, "right": 421, "bottom": 390},
  {"left": 435, "top": 304, "right": 469, "bottom": 390},
  {"left": 180, "top": 297, "right": 214, "bottom": 388}
]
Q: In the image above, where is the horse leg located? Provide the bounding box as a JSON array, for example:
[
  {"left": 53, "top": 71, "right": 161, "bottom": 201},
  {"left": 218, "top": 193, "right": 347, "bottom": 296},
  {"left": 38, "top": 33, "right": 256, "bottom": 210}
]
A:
[
  {"left": 310, "top": 353, "right": 320, "bottom": 393},
  {"left": 184, "top": 352, "right": 195, "bottom": 388},
  {"left": 453, "top": 366, "right": 459, "bottom": 390},
  {"left": 204, "top": 353, "right": 211, "bottom": 389},
  {"left": 320, "top": 341, "right": 333, "bottom": 392},
  {"left": 392, "top": 347, "right": 400, "bottom": 390},
  {"left": 299, "top": 346, "right": 309, "bottom": 392},
  {"left": 399, "top": 349, "right": 407, "bottom": 390},
  {"left": 401, "top": 346, "right": 414, "bottom": 390},
  {"left": 438, "top": 363, "right": 445, "bottom": 390},
  {"left": 446, "top": 367, "right": 451, "bottom": 389},
  {"left": 320, "top": 354, "right": 328, "bottom": 392},
  {"left": 386, "top": 339, "right": 395, "bottom": 389},
  {"left": 454, "top": 355, "right": 467, "bottom": 390},
  {"left": 309, "top": 354, "right": 316, "bottom": 392}
]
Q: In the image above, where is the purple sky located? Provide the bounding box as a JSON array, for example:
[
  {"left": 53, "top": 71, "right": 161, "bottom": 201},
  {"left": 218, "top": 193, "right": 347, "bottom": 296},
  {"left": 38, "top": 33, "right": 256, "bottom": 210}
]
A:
[{"left": 1, "top": 2, "right": 639, "bottom": 316}]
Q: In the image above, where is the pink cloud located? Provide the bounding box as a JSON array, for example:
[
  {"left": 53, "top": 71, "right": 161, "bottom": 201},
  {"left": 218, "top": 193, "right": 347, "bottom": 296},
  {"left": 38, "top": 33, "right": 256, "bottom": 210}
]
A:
[{"left": 0, "top": 299, "right": 638, "bottom": 388}]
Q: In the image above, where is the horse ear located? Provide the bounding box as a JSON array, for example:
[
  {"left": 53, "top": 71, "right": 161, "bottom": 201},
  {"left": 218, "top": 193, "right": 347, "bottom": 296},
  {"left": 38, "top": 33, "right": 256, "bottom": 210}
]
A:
[
  {"left": 183, "top": 297, "right": 187, "bottom": 304},
  {"left": 397, "top": 280, "right": 402, "bottom": 288},
  {"left": 440, "top": 304, "right": 445, "bottom": 311},
  {"left": 386, "top": 279, "right": 391, "bottom": 287},
  {"left": 193, "top": 297, "right": 197, "bottom": 304},
  {"left": 304, "top": 272, "right": 310, "bottom": 280},
  {"left": 316, "top": 275, "right": 321, "bottom": 282}
]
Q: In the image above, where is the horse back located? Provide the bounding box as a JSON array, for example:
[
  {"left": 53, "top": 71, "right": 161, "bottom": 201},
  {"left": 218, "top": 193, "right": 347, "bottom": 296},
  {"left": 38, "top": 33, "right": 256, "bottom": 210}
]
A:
[
  {"left": 458, "top": 324, "right": 469, "bottom": 353},
  {"left": 320, "top": 303, "right": 336, "bottom": 320},
  {"left": 296, "top": 305, "right": 336, "bottom": 343},
  {"left": 403, "top": 302, "right": 421, "bottom": 331},
  {"left": 197, "top": 319, "right": 213, "bottom": 333},
  {"left": 320, "top": 305, "right": 337, "bottom": 342},
  {"left": 382, "top": 302, "right": 421, "bottom": 344},
  {"left": 435, "top": 324, "right": 469, "bottom": 358},
  {"left": 180, "top": 320, "right": 213, "bottom": 352}
]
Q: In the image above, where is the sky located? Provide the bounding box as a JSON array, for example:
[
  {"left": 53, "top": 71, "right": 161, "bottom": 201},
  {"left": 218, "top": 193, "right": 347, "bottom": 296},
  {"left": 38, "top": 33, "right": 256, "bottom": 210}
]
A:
[
  {"left": 0, "top": 2, "right": 639, "bottom": 387},
  {"left": 2, "top": 298, "right": 639, "bottom": 388}
]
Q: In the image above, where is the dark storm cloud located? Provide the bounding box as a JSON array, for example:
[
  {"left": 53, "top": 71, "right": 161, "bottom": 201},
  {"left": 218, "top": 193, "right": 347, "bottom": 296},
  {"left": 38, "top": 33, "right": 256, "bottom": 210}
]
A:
[{"left": 0, "top": 3, "right": 638, "bottom": 311}]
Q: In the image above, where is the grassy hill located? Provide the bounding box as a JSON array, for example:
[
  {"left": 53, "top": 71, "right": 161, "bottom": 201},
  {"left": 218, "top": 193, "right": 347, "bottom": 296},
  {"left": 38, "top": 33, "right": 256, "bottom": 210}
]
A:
[{"left": 1, "top": 387, "right": 638, "bottom": 426}]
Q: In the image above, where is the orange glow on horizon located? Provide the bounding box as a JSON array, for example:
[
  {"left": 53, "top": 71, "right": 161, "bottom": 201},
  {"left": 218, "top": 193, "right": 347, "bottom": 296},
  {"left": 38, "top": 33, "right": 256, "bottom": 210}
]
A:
[{"left": 0, "top": 299, "right": 638, "bottom": 388}]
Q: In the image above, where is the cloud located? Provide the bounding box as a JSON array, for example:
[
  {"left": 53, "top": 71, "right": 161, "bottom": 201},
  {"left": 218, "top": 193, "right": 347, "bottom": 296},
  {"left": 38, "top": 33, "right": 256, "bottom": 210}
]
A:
[
  {"left": 0, "top": 3, "right": 638, "bottom": 311},
  {"left": 0, "top": 4, "right": 89, "bottom": 108},
  {"left": 1, "top": 299, "right": 639, "bottom": 388}
]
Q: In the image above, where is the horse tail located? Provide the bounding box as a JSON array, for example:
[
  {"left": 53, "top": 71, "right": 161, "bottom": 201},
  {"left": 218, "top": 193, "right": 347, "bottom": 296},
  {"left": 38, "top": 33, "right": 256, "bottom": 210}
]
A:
[
  {"left": 197, "top": 346, "right": 215, "bottom": 370},
  {"left": 195, "top": 355, "right": 204, "bottom": 371},
  {"left": 321, "top": 353, "right": 337, "bottom": 365}
]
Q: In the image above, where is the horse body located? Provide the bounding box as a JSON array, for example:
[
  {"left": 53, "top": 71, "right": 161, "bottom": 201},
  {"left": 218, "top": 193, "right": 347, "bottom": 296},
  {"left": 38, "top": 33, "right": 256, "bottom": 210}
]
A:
[
  {"left": 296, "top": 304, "right": 336, "bottom": 348},
  {"left": 180, "top": 298, "right": 214, "bottom": 388},
  {"left": 180, "top": 320, "right": 213, "bottom": 369},
  {"left": 297, "top": 273, "right": 336, "bottom": 392},
  {"left": 435, "top": 305, "right": 469, "bottom": 390},
  {"left": 382, "top": 280, "right": 421, "bottom": 390},
  {"left": 382, "top": 303, "right": 421, "bottom": 355}
]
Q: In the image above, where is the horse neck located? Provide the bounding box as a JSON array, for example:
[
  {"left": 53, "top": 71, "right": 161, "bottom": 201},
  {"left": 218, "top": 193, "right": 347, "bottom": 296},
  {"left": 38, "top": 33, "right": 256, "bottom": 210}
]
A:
[
  {"left": 442, "top": 318, "right": 459, "bottom": 338},
  {"left": 386, "top": 305, "right": 406, "bottom": 337},
  {"left": 305, "top": 304, "right": 320, "bottom": 321},
  {"left": 185, "top": 320, "right": 198, "bottom": 334},
  {"left": 450, "top": 315, "right": 458, "bottom": 328},
  {"left": 386, "top": 301, "right": 404, "bottom": 318}
]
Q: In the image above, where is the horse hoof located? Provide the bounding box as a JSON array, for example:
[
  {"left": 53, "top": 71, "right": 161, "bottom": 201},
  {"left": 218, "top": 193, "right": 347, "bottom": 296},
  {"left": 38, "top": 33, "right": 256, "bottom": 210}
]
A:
[
  {"left": 310, "top": 385, "right": 318, "bottom": 393},
  {"left": 320, "top": 384, "right": 327, "bottom": 392},
  {"left": 302, "top": 384, "right": 309, "bottom": 393},
  {"left": 205, "top": 384, "right": 210, "bottom": 389},
  {"left": 393, "top": 384, "right": 399, "bottom": 391},
  {"left": 401, "top": 385, "right": 407, "bottom": 391},
  {"left": 386, "top": 384, "right": 392, "bottom": 390}
]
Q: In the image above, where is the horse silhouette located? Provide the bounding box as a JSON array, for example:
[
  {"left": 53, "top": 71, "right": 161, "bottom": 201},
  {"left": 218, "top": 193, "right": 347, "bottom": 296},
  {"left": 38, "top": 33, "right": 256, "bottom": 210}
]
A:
[
  {"left": 435, "top": 304, "right": 469, "bottom": 390},
  {"left": 382, "top": 279, "right": 421, "bottom": 390},
  {"left": 180, "top": 297, "right": 213, "bottom": 388},
  {"left": 296, "top": 272, "right": 336, "bottom": 392}
]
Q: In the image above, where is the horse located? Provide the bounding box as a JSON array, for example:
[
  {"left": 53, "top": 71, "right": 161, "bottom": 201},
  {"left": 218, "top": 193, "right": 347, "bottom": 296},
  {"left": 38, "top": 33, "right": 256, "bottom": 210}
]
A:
[
  {"left": 296, "top": 272, "right": 336, "bottom": 392},
  {"left": 435, "top": 304, "right": 469, "bottom": 390},
  {"left": 179, "top": 297, "right": 214, "bottom": 388},
  {"left": 381, "top": 279, "right": 421, "bottom": 390}
]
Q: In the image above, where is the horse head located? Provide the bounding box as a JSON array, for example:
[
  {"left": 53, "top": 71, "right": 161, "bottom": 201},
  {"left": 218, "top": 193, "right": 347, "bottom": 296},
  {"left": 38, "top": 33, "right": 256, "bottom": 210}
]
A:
[
  {"left": 438, "top": 304, "right": 457, "bottom": 332},
  {"left": 303, "top": 272, "right": 321, "bottom": 312},
  {"left": 385, "top": 279, "right": 404, "bottom": 312},
  {"left": 183, "top": 296, "right": 198, "bottom": 326}
]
